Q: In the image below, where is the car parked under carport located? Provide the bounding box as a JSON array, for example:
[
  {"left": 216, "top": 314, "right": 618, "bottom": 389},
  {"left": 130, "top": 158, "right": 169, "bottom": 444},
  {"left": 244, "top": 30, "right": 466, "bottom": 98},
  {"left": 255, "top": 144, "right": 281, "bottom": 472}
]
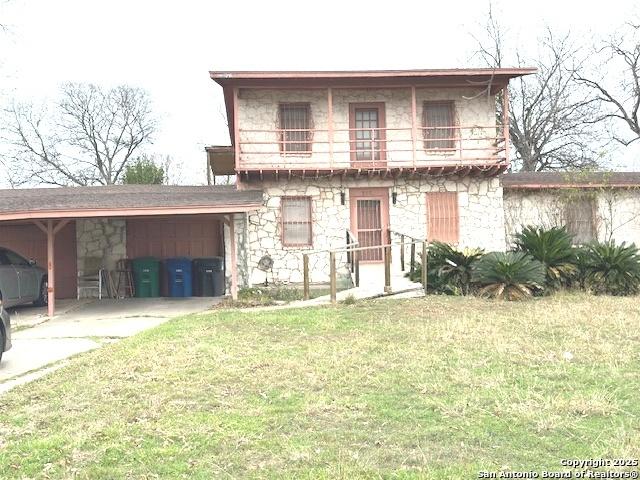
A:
[{"left": 0, "top": 247, "right": 48, "bottom": 308}]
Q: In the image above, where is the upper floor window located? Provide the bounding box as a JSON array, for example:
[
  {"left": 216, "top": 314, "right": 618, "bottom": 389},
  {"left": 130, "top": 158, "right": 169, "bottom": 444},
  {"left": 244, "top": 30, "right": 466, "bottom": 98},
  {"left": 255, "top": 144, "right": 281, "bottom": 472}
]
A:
[
  {"left": 278, "top": 103, "right": 313, "bottom": 155},
  {"left": 281, "top": 196, "right": 313, "bottom": 246},
  {"left": 423, "top": 101, "right": 456, "bottom": 150}
]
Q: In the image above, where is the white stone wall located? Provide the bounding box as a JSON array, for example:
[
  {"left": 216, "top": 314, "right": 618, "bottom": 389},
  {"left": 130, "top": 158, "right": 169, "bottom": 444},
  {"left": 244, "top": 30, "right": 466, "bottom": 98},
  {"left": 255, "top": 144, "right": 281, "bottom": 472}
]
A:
[
  {"left": 504, "top": 188, "right": 640, "bottom": 246},
  {"left": 239, "top": 175, "right": 505, "bottom": 286},
  {"left": 76, "top": 218, "right": 126, "bottom": 298},
  {"left": 237, "top": 87, "right": 498, "bottom": 168}
]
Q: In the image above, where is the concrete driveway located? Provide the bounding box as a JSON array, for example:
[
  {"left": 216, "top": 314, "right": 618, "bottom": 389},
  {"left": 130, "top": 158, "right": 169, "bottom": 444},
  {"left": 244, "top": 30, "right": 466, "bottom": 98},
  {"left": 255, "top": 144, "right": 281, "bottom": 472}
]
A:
[{"left": 0, "top": 297, "right": 219, "bottom": 394}]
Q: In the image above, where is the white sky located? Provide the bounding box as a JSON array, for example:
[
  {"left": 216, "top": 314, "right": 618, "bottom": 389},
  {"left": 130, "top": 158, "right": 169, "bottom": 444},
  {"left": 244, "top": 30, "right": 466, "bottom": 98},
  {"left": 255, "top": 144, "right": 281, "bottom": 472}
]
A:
[{"left": 1, "top": 0, "right": 639, "bottom": 185}]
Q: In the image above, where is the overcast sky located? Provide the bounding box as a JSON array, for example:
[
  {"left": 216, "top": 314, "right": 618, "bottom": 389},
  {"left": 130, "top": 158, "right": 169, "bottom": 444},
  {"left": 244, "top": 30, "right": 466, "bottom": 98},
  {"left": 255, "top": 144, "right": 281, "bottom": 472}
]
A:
[{"left": 1, "top": 0, "right": 639, "bottom": 185}]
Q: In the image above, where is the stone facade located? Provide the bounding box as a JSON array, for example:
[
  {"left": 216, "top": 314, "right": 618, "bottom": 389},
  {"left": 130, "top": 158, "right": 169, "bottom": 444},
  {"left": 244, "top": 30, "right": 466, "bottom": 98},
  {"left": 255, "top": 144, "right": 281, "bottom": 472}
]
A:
[
  {"left": 76, "top": 218, "right": 126, "bottom": 297},
  {"left": 235, "top": 175, "right": 504, "bottom": 287},
  {"left": 228, "top": 84, "right": 506, "bottom": 288},
  {"left": 237, "top": 87, "right": 497, "bottom": 168}
]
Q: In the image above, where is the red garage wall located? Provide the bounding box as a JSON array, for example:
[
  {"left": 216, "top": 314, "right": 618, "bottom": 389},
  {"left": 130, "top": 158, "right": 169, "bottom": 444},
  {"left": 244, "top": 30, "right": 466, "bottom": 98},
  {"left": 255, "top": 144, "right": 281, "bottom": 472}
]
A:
[
  {"left": 126, "top": 216, "right": 222, "bottom": 259},
  {"left": 0, "top": 222, "right": 77, "bottom": 299}
]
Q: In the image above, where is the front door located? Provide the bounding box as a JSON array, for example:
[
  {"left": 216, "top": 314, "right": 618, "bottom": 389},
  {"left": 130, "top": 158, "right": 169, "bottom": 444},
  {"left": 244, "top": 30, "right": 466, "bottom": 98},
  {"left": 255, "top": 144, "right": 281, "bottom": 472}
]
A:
[
  {"left": 349, "top": 103, "right": 386, "bottom": 168},
  {"left": 349, "top": 188, "right": 390, "bottom": 262}
]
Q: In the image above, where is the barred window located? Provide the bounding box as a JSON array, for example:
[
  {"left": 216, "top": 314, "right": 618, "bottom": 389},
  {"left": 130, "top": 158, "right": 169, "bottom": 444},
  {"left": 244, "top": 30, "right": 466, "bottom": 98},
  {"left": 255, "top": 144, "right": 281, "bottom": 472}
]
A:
[
  {"left": 565, "top": 197, "right": 596, "bottom": 244},
  {"left": 426, "top": 192, "right": 459, "bottom": 244},
  {"left": 423, "top": 101, "right": 456, "bottom": 150},
  {"left": 278, "top": 103, "right": 312, "bottom": 154},
  {"left": 281, "top": 197, "right": 312, "bottom": 246}
]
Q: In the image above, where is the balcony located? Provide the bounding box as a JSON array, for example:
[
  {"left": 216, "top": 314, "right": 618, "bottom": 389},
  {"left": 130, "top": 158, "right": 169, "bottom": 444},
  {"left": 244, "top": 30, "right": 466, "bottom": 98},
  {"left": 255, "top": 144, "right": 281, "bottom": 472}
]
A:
[{"left": 236, "top": 124, "right": 507, "bottom": 178}]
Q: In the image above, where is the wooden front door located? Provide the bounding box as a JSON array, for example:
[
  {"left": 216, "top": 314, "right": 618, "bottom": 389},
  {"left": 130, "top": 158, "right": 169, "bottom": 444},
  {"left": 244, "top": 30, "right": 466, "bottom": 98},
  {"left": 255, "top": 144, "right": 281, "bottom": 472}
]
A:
[
  {"left": 349, "top": 188, "right": 389, "bottom": 262},
  {"left": 349, "top": 103, "right": 386, "bottom": 168}
]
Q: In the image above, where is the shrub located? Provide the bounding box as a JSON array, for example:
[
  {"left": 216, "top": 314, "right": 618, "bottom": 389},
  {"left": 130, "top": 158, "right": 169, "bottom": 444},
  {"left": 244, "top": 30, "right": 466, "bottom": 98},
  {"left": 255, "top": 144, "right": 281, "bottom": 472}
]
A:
[
  {"left": 578, "top": 241, "right": 640, "bottom": 296},
  {"left": 406, "top": 242, "right": 483, "bottom": 295},
  {"left": 514, "top": 226, "right": 578, "bottom": 289},
  {"left": 471, "top": 251, "right": 546, "bottom": 300}
]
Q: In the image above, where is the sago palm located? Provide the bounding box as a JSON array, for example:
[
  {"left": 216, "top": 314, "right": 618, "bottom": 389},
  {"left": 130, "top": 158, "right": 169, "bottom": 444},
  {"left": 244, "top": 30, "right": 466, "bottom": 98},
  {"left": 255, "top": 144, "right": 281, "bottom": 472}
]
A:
[
  {"left": 514, "top": 226, "right": 578, "bottom": 289},
  {"left": 471, "top": 251, "right": 546, "bottom": 300}
]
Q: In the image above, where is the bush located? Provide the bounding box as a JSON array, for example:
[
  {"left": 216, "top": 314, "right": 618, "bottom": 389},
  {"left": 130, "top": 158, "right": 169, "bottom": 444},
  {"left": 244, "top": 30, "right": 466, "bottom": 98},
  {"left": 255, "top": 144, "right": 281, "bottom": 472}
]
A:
[
  {"left": 514, "top": 226, "right": 578, "bottom": 289},
  {"left": 578, "top": 241, "right": 640, "bottom": 296},
  {"left": 406, "top": 242, "right": 483, "bottom": 295},
  {"left": 471, "top": 251, "right": 546, "bottom": 300}
]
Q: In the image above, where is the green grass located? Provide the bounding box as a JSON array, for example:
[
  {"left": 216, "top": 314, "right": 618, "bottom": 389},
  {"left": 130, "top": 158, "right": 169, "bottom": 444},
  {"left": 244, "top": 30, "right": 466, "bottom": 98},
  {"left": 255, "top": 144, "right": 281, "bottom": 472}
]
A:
[{"left": 1, "top": 292, "right": 639, "bottom": 478}]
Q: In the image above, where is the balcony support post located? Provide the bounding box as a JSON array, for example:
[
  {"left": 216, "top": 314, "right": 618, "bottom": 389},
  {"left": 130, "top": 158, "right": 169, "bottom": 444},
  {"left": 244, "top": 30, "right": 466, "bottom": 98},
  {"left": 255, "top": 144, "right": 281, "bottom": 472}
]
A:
[
  {"left": 328, "top": 87, "right": 334, "bottom": 168},
  {"left": 233, "top": 86, "right": 242, "bottom": 189},
  {"left": 502, "top": 85, "right": 510, "bottom": 166},
  {"left": 411, "top": 85, "right": 417, "bottom": 168}
]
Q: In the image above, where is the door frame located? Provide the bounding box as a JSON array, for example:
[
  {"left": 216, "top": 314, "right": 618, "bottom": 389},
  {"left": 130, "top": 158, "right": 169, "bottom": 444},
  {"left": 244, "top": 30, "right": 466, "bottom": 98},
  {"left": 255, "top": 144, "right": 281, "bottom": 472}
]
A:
[
  {"left": 349, "top": 102, "right": 387, "bottom": 166},
  {"left": 349, "top": 187, "right": 390, "bottom": 263}
]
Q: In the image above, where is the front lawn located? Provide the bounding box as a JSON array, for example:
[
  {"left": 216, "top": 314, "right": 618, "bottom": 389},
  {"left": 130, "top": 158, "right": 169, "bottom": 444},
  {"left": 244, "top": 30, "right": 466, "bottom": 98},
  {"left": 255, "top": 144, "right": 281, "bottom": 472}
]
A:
[{"left": 0, "top": 293, "right": 638, "bottom": 478}]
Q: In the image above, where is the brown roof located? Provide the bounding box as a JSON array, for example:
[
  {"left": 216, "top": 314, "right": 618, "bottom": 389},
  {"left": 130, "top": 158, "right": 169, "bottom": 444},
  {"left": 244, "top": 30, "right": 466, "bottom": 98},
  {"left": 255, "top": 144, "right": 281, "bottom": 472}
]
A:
[
  {"left": 210, "top": 68, "right": 536, "bottom": 81},
  {"left": 0, "top": 184, "right": 263, "bottom": 221},
  {"left": 502, "top": 171, "right": 640, "bottom": 189}
]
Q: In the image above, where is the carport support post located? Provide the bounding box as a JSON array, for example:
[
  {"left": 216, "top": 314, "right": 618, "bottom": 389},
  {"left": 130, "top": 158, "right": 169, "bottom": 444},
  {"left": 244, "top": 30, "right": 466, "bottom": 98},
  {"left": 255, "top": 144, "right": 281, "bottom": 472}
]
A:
[
  {"left": 46, "top": 220, "right": 55, "bottom": 317},
  {"left": 228, "top": 214, "right": 238, "bottom": 300}
]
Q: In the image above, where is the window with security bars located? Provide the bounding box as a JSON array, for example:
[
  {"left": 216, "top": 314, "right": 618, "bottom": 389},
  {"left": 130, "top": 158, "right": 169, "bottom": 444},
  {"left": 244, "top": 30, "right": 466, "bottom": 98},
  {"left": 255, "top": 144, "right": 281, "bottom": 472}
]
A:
[
  {"left": 278, "top": 103, "right": 313, "bottom": 155},
  {"left": 426, "top": 192, "right": 459, "bottom": 244},
  {"left": 423, "top": 101, "right": 456, "bottom": 150},
  {"left": 565, "top": 197, "right": 596, "bottom": 244},
  {"left": 281, "top": 197, "right": 312, "bottom": 246}
]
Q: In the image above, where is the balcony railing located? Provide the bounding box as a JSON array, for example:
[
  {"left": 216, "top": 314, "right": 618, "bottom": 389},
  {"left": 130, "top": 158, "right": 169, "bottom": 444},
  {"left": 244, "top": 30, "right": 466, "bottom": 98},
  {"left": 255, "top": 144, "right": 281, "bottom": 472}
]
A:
[{"left": 237, "top": 125, "right": 506, "bottom": 171}]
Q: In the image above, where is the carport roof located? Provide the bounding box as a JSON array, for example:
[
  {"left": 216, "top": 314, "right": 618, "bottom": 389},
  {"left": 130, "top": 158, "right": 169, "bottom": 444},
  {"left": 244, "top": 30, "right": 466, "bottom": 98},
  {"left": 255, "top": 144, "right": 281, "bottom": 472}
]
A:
[{"left": 0, "top": 184, "right": 264, "bottom": 221}]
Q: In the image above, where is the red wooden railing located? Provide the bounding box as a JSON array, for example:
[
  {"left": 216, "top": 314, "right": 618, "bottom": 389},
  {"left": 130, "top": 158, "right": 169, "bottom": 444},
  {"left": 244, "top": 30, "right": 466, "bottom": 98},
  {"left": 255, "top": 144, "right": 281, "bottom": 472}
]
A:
[{"left": 237, "top": 125, "right": 506, "bottom": 170}]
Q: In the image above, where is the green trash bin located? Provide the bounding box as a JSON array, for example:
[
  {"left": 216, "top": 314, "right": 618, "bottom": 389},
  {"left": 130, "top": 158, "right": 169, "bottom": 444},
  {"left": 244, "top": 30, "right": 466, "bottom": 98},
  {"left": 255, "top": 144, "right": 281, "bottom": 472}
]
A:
[{"left": 132, "top": 257, "right": 160, "bottom": 298}]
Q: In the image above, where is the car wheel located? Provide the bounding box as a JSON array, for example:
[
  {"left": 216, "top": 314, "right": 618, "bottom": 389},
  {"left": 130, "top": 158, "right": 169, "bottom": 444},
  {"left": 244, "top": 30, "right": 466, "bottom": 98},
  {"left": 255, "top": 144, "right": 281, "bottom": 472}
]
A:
[
  {"left": 0, "top": 328, "right": 4, "bottom": 363},
  {"left": 34, "top": 278, "right": 48, "bottom": 307}
]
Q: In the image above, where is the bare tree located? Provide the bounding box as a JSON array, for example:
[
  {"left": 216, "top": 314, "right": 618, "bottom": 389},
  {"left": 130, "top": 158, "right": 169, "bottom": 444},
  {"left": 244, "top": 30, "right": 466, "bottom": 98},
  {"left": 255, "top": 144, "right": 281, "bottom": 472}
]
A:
[
  {"left": 2, "top": 83, "right": 156, "bottom": 186},
  {"left": 473, "top": 6, "right": 603, "bottom": 171},
  {"left": 576, "top": 22, "right": 640, "bottom": 146}
]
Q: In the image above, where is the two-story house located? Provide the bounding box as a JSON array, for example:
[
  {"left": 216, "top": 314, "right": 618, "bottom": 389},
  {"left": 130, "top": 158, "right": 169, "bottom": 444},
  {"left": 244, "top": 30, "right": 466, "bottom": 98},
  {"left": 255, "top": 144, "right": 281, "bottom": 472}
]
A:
[{"left": 207, "top": 68, "right": 535, "bottom": 290}]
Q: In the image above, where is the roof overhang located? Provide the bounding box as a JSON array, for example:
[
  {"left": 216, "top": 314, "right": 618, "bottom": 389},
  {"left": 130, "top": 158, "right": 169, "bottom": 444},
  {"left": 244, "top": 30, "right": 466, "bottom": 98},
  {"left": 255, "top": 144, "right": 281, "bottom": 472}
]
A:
[
  {"left": 206, "top": 145, "right": 235, "bottom": 176},
  {"left": 0, "top": 185, "right": 263, "bottom": 223},
  {"left": 502, "top": 172, "right": 640, "bottom": 190},
  {"left": 210, "top": 68, "right": 537, "bottom": 141}
]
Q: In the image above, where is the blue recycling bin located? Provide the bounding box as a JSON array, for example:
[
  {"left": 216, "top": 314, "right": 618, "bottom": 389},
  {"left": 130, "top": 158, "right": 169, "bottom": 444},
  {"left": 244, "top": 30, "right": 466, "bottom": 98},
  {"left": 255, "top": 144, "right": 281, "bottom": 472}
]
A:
[{"left": 165, "top": 257, "right": 193, "bottom": 297}]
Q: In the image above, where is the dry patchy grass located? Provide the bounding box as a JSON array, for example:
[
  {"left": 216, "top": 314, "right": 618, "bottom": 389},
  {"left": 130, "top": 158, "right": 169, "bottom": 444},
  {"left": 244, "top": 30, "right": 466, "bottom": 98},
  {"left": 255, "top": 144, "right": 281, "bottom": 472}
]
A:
[{"left": 0, "top": 292, "right": 638, "bottom": 478}]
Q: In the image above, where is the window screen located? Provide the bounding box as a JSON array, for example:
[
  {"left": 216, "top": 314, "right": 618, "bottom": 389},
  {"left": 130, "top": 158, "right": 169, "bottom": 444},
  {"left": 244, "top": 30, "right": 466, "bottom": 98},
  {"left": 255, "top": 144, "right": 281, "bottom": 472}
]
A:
[
  {"left": 281, "top": 197, "right": 312, "bottom": 246},
  {"left": 426, "top": 192, "right": 459, "bottom": 243},
  {"left": 279, "top": 103, "right": 312, "bottom": 154},
  {"left": 423, "top": 101, "right": 456, "bottom": 149}
]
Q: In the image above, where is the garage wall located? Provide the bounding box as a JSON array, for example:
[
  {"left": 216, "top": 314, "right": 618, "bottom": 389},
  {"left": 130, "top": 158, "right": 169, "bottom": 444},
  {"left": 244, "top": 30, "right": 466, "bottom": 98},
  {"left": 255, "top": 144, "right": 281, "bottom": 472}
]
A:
[
  {"left": 0, "top": 222, "right": 77, "bottom": 299},
  {"left": 126, "top": 216, "right": 223, "bottom": 260}
]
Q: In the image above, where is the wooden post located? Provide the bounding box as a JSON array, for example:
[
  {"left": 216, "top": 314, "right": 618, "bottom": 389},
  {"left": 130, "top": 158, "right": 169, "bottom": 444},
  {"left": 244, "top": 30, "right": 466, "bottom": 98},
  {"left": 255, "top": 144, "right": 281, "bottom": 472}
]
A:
[
  {"left": 303, "top": 254, "right": 310, "bottom": 301},
  {"left": 411, "top": 85, "right": 417, "bottom": 167},
  {"left": 410, "top": 242, "right": 416, "bottom": 277},
  {"left": 229, "top": 214, "right": 238, "bottom": 300},
  {"left": 400, "top": 234, "right": 405, "bottom": 271},
  {"left": 502, "top": 85, "right": 510, "bottom": 166},
  {"left": 46, "top": 220, "right": 55, "bottom": 317},
  {"left": 329, "top": 251, "right": 337, "bottom": 304},
  {"left": 421, "top": 241, "right": 428, "bottom": 295},
  {"left": 328, "top": 87, "right": 334, "bottom": 167},
  {"left": 384, "top": 245, "right": 391, "bottom": 294},
  {"left": 355, "top": 250, "right": 360, "bottom": 287}
]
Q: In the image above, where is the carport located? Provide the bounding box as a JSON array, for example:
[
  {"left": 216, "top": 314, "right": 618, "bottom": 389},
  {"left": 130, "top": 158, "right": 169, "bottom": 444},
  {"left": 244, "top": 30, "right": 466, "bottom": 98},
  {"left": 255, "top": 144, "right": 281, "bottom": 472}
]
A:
[{"left": 0, "top": 185, "right": 263, "bottom": 316}]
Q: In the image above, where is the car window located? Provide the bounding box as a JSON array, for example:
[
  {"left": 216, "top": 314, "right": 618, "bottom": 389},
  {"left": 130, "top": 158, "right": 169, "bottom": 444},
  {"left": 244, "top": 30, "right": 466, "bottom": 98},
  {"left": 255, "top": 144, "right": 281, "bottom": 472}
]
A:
[
  {"left": 3, "top": 249, "right": 30, "bottom": 266},
  {"left": 0, "top": 250, "right": 9, "bottom": 266}
]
